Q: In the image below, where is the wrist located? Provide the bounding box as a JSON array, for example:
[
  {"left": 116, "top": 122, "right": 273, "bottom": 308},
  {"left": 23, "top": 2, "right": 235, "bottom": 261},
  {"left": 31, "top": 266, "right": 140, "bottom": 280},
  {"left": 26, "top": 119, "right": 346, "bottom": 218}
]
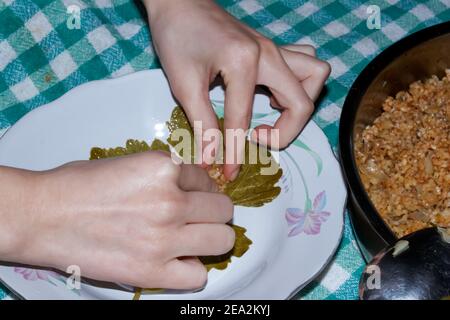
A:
[{"left": 0, "top": 167, "right": 41, "bottom": 263}]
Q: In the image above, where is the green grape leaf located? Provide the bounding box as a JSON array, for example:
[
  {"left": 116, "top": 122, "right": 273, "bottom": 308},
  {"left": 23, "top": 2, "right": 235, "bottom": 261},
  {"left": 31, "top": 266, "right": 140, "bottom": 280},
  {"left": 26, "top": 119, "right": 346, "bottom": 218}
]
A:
[
  {"left": 149, "top": 138, "right": 171, "bottom": 153},
  {"left": 166, "top": 106, "right": 283, "bottom": 207},
  {"left": 199, "top": 225, "right": 252, "bottom": 271},
  {"left": 166, "top": 106, "right": 196, "bottom": 164},
  {"left": 90, "top": 139, "right": 169, "bottom": 160},
  {"left": 224, "top": 142, "right": 282, "bottom": 207}
]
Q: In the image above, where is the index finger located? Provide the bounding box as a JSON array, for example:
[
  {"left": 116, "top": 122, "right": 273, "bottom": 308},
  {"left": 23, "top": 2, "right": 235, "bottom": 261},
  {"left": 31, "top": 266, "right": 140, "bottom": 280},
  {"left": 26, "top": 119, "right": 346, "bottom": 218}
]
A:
[{"left": 222, "top": 67, "right": 257, "bottom": 181}]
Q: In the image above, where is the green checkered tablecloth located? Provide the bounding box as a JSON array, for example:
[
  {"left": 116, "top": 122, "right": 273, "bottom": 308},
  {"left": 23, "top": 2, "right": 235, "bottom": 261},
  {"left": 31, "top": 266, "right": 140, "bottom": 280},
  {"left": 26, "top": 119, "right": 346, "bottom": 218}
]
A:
[{"left": 0, "top": 0, "right": 449, "bottom": 300}]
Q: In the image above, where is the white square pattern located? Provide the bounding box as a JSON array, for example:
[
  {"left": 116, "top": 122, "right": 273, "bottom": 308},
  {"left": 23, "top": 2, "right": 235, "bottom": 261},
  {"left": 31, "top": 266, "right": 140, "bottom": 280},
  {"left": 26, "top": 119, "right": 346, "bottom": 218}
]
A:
[
  {"left": 0, "top": 40, "right": 17, "bottom": 71},
  {"left": 295, "top": 36, "right": 317, "bottom": 47},
  {"left": 238, "top": 0, "right": 263, "bottom": 15},
  {"left": 10, "top": 77, "right": 39, "bottom": 102},
  {"left": 383, "top": 22, "right": 407, "bottom": 42},
  {"left": 353, "top": 37, "right": 379, "bottom": 57},
  {"left": 112, "top": 63, "right": 134, "bottom": 78},
  {"left": 25, "top": 11, "right": 53, "bottom": 43},
  {"left": 328, "top": 56, "right": 348, "bottom": 79},
  {"left": 295, "top": 2, "right": 319, "bottom": 17},
  {"left": 265, "top": 21, "right": 290, "bottom": 35},
  {"left": 95, "top": 0, "right": 112, "bottom": 8},
  {"left": 116, "top": 22, "right": 141, "bottom": 40},
  {"left": 50, "top": 51, "right": 77, "bottom": 80},
  {"left": 87, "top": 26, "right": 116, "bottom": 54},
  {"left": 323, "top": 21, "right": 350, "bottom": 38},
  {"left": 317, "top": 103, "right": 342, "bottom": 123},
  {"left": 351, "top": 4, "right": 369, "bottom": 19},
  {"left": 411, "top": 4, "right": 435, "bottom": 21},
  {"left": 319, "top": 264, "right": 351, "bottom": 292}
]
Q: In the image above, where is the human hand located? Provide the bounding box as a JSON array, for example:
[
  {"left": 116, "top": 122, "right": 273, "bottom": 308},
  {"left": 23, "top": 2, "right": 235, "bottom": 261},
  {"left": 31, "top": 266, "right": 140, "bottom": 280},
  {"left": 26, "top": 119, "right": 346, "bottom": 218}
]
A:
[
  {"left": 144, "top": 0, "right": 330, "bottom": 180},
  {"left": 1, "top": 152, "right": 234, "bottom": 289}
]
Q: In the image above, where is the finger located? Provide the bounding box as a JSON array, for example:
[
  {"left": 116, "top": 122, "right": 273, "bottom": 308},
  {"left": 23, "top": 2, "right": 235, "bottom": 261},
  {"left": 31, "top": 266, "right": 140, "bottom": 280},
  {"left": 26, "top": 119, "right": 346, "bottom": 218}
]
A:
[
  {"left": 161, "top": 257, "right": 207, "bottom": 289},
  {"left": 176, "top": 223, "right": 235, "bottom": 256},
  {"left": 170, "top": 69, "right": 220, "bottom": 166},
  {"left": 257, "top": 50, "right": 315, "bottom": 149},
  {"left": 185, "top": 191, "right": 233, "bottom": 223},
  {"left": 279, "top": 48, "right": 331, "bottom": 101},
  {"left": 282, "top": 44, "right": 316, "bottom": 57},
  {"left": 269, "top": 44, "right": 318, "bottom": 108},
  {"left": 178, "top": 163, "right": 218, "bottom": 192},
  {"left": 222, "top": 61, "right": 258, "bottom": 181}
]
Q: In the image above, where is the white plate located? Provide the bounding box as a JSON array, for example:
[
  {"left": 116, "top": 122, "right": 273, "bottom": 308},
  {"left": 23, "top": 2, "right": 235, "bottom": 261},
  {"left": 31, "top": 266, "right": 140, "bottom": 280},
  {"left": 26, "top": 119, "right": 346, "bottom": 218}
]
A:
[{"left": 0, "top": 70, "right": 346, "bottom": 300}]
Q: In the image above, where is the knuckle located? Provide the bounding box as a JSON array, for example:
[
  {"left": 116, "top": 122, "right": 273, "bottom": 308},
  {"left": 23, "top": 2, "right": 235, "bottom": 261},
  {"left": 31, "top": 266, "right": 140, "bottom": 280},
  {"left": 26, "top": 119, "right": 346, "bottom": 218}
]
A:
[
  {"left": 220, "top": 196, "right": 234, "bottom": 222},
  {"left": 221, "top": 225, "right": 236, "bottom": 253},
  {"left": 293, "top": 99, "right": 315, "bottom": 117},
  {"left": 258, "top": 36, "right": 278, "bottom": 54},
  {"left": 215, "top": 224, "right": 236, "bottom": 254},
  {"left": 227, "top": 39, "right": 260, "bottom": 68},
  {"left": 156, "top": 191, "right": 186, "bottom": 224},
  {"left": 304, "top": 99, "right": 316, "bottom": 114},
  {"left": 315, "top": 60, "right": 331, "bottom": 78},
  {"left": 137, "top": 150, "right": 172, "bottom": 170},
  {"left": 157, "top": 156, "right": 181, "bottom": 179}
]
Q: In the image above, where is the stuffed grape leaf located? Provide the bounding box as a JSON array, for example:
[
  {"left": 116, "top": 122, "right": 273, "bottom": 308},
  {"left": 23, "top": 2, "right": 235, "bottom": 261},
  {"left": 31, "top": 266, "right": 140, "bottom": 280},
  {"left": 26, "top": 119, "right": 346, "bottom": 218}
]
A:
[{"left": 166, "top": 106, "right": 282, "bottom": 207}]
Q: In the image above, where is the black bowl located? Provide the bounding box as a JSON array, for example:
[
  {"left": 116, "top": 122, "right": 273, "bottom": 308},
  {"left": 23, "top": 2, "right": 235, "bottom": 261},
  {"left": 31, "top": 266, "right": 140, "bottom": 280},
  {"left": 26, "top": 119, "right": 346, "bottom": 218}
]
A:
[{"left": 339, "top": 21, "right": 450, "bottom": 262}]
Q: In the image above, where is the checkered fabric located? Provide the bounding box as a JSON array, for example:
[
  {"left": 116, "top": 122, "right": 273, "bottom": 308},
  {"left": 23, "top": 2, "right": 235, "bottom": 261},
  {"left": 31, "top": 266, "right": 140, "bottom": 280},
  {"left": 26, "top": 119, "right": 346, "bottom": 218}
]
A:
[{"left": 0, "top": 0, "right": 449, "bottom": 300}]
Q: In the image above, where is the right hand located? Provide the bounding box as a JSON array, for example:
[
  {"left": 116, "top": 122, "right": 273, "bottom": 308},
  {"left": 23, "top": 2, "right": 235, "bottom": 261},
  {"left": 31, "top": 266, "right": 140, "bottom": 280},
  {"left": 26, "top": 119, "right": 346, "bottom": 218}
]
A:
[
  {"left": 145, "top": 0, "right": 331, "bottom": 180},
  {"left": 3, "top": 151, "right": 234, "bottom": 289}
]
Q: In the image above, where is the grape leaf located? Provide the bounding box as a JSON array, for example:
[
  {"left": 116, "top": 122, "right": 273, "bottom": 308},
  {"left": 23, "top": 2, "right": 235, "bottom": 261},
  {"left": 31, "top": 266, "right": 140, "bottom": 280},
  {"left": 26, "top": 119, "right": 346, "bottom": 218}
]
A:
[
  {"left": 200, "top": 225, "right": 252, "bottom": 271},
  {"left": 166, "top": 106, "right": 282, "bottom": 207},
  {"left": 90, "top": 138, "right": 169, "bottom": 160}
]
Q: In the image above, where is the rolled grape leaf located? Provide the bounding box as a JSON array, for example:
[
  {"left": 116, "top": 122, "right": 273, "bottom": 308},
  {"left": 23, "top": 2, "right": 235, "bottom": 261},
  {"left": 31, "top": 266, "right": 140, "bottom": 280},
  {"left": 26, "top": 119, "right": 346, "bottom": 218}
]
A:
[
  {"left": 166, "top": 106, "right": 282, "bottom": 207},
  {"left": 199, "top": 225, "right": 252, "bottom": 271}
]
